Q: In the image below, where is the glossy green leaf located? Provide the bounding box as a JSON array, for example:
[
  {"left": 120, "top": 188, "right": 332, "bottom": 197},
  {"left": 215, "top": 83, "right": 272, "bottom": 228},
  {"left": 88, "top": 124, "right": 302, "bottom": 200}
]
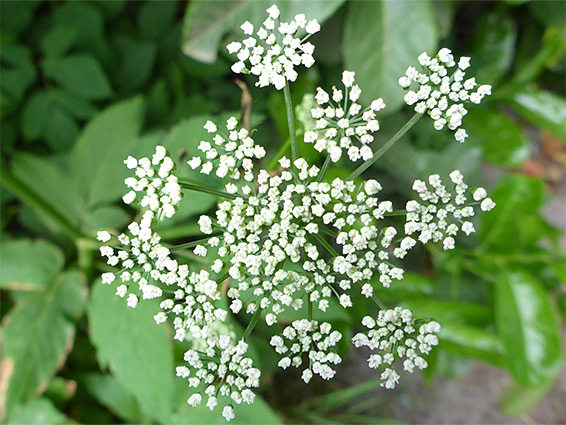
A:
[
  {"left": 3, "top": 270, "right": 87, "bottom": 414},
  {"left": 88, "top": 281, "right": 175, "bottom": 423},
  {"left": 479, "top": 175, "right": 547, "bottom": 253},
  {"left": 69, "top": 96, "right": 145, "bottom": 208},
  {"left": 439, "top": 323, "right": 505, "bottom": 366},
  {"left": 507, "top": 89, "right": 566, "bottom": 141},
  {"left": 7, "top": 397, "right": 71, "bottom": 425},
  {"left": 0, "top": 239, "right": 63, "bottom": 291},
  {"left": 42, "top": 55, "right": 112, "bottom": 100},
  {"left": 344, "top": 0, "right": 437, "bottom": 111},
  {"left": 84, "top": 374, "right": 142, "bottom": 422},
  {"left": 465, "top": 108, "right": 529, "bottom": 167},
  {"left": 495, "top": 271, "right": 562, "bottom": 386},
  {"left": 472, "top": 12, "right": 516, "bottom": 85},
  {"left": 182, "top": 0, "right": 344, "bottom": 63}
]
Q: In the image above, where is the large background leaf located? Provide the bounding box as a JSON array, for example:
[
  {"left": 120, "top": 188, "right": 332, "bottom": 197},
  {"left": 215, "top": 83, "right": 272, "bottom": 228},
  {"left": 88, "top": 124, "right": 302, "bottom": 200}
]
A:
[{"left": 343, "top": 0, "right": 438, "bottom": 111}]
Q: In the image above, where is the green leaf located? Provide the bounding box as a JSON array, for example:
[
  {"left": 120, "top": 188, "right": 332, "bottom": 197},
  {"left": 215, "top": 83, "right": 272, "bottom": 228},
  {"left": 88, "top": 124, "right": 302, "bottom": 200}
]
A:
[
  {"left": 472, "top": 12, "right": 517, "bottom": 86},
  {"left": 69, "top": 96, "right": 145, "bottom": 208},
  {"left": 114, "top": 36, "right": 157, "bottom": 91},
  {"left": 528, "top": 0, "right": 566, "bottom": 28},
  {"left": 182, "top": 0, "right": 344, "bottom": 63},
  {"left": 42, "top": 55, "right": 112, "bottom": 100},
  {"left": 439, "top": 323, "right": 505, "bottom": 366},
  {"left": 11, "top": 153, "right": 85, "bottom": 229},
  {"left": 84, "top": 374, "right": 142, "bottom": 422},
  {"left": 479, "top": 175, "right": 547, "bottom": 253},
  {"left": 7, "top": 397, "right": 71, "bottom": 425},
  {"left": 343, "top": 0, "right": 438, "bottom": 111},
  {"left": 499, "top": 381, "right": 554, "bottom": 416},
  {"left": 495, "top": 271, "right": 562, "bottom": 386},
  {"left": 88, "top": 281, "right": 175, "bottom": 423},
  {"left": 40, "top": 26, "right": 76, "bottom": 57},
  {"left": 0, "top": 239, "right": 63, "bottom": 291},
  {"left": 170, "top": 394, "right": 282, "bottom": 424},
  {"left": 3, "top": 270, "right": 87, "bottom": 414},
  {"left": 507, "top": 89, "right": 566, "bottom": 141},
  {"left": 0, "top": 1, "right": 40, "bottom": 35},
  {"left": 465, "top": 108, "right": 530, "bottom": 167},
  {"left": 22, "top": 91, "right": 51, "bottom": 141},
  {"left": 83, "top": 206, "right": 130, "bottom": 233},
  {"left": 401, "top": 299, "right": 491, "bottom": 326},
  {"left": 138, "top": 0, "right": 178, "bottom": 41},
  {"left": 45, "top": 107, "right": 79, "bottom": 152}
]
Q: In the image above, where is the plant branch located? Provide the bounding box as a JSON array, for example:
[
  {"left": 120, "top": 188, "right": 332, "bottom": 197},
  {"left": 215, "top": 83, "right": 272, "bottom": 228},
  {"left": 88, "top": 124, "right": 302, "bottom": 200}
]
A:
[
  {"left": 179, "top": 181, "right": 243, "bottom": 200},
  {"left": 283, "top": 81, "right": 298, "bottom": 162},
  {"left": 346, "top": 112, "right": 422, "bottom": 181}
]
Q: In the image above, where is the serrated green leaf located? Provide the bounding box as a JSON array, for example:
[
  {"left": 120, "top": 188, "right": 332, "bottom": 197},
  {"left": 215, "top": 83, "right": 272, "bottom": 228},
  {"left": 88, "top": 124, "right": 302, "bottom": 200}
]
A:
[
  {"left": 344, "top": 0, "right": 437, "bottom": 111},
  {"left": 42, "top": 55, "right": 112, "bottom": 100},
  {"left": 507, "top": 89, "right": 566, "bottom": 141},
  {"left": 495, "top": 271, "right": 562, "bottom": 386},
  {"left": 7, "top": 397, "right": 71, "bottom": 425},
  {"left": 69, "top": 96, "right": 145, "bottom": 208},
  {"left": 84, "top": 374, "right": 142, "bottom": 422},
  {"left": 88, "top": 281, "right": 175, "bottom": 423},
  {"left": 3, "top": 270, "right": 87, "bottom": 414},
  {"left": 182, "top": 0, "right": 344, "bottom": 63},
  {"left": 0, "top": 239, "right": 63, "bottom": 291},
  {"left": 466, "top": 108, "right": 530, "bottom": 167}
]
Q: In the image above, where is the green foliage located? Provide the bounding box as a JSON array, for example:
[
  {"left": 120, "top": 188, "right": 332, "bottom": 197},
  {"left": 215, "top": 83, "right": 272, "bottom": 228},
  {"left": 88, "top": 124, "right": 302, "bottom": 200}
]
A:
[
  {"left": 343, "top": 0, "right": 438, "bottom": 111},
  {"left": 1, "top": 0, "right": 564, "bottom": 423},
  {"left": 88, "top": 281, "right": 175, "bottom": 423}
]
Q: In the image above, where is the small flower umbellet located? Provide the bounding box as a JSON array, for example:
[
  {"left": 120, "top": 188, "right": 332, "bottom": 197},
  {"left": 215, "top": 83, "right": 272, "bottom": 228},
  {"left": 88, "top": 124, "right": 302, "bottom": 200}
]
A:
[
  {"left": 96, "top": 5, "right": 497, "bottom": 421},
  {"left": 399, "top": 47, "right": 492, "bottom": 143}
]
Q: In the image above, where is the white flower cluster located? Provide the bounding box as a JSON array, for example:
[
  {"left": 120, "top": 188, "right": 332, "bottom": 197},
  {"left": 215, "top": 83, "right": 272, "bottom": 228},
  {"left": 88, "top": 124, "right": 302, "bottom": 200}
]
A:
[
  {"left": 405, "top": 170, "right": 495, "bottom": 251},
  {"left": 399, "top": 48, "right": 492, "bottom": 143},
  {"left": 352, "top": 308, "right": 441, "bottom": 389},
  {"left": 179, "top": 338, "right": 261, "bottom": 422},
  {"left": 199, "top": 157, "right": 415, "bottom": 326},
  {"left": 304, "top": 71, "right": 385, "bottom": 162},
  {"left": 270, "top": 319, "right": 342, "bottom": 382},
  {"left": 188, "top": 117, "right": 266, "bottom": 181},
  {"left": 122, "top": 146, "right": 182, "bottom": 219},
  {"left": 98, "top": 210, "right": 178, "bottom": 309},
  {"left": 227, "top": 5, "right": 320, "bottom": 90}
]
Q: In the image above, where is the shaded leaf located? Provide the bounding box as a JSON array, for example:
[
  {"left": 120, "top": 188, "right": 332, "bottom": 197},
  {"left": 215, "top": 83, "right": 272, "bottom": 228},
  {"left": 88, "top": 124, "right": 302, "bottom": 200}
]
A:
[
  {"left": 42, "top": 55, "right": 112, "bottom": 100},
  {"left": 0, "top": 239, "right": 63, "bottom": 291},
  {"left": 495, "top": 271, "right": 562, "bottom": 386},
  {"left": 439, "top": 323, "right": 505, "bottom": 366},
  {"left": 7, "top": 397, "right": 71, "bottom": 425},
  {"left": 344, "top": 0, "right": 437, "bottom": 111},
  {"left": 84, "top": 374, "right": 142, "bottom": 422},
  {"left": 500, "top": 381, "right": 554, "bottom": 416}
]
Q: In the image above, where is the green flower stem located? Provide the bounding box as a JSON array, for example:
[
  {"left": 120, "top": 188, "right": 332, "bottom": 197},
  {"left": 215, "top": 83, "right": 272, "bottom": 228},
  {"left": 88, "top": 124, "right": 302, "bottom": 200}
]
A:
[
  {"left": 243, "top": 308, "right": 263, "bottom": 340},
  {"left": 318, "top": 156, "right": 332, "bottom": 182},
  {"left": 179, "top": 181, "right": 243, "bottom": 200},
  {"left": 346, "top": 112, "right": 422, "bottom": 181},
  {"left": 384, "top": 209, "right": 407, "bottom": 217},
  {"left": 308, "top": 298, "right": 313, "bottom": 320},
  {"left": 313, "top": 233, "right": 340, "bottom": 257},
  {"left": 170, "top": 235, "right": 220, "bottom": 252},
  {"left": 215, "top": 272, "right": 230, "bottom": 284},
  {"left": 371, "top": 294, "right": 386, "bottom": 310},
  {"left": 283, "top": 81, "right": 298, "bottom": 162},
  {"left": 267, "top": 138, "right": 291, "bottom": 171},
  {"left": 0, "top": 166, "right": 84, "bottom": 240}
]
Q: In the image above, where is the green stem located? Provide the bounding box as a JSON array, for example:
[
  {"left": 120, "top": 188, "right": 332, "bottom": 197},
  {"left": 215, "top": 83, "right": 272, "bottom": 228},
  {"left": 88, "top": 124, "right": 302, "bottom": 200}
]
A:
[
  {"left": 179, "top": 181, "right": 242, "bottom": 200},
  {"left": 346, "top": 113, "right": 422, "bottom": 181},
  {"left": 170, "top": 235, "right": 219, "bottom": 251},
  {"left": 371, "top": 294, "right": 386, "bottom": 310},
  {"left": 318, "top": 156, "right": 332, "bottom": 182},
  {"left": 216, "top": 272, "right": 230, "bottom": 284},
  {"left": 283, "top": 81, "right": 298, "bottom": 163},
  {"left": 384, "top": 209, "right": 407, "bottom": 217},
  {"left": 243, "top": 308, "right": 263, "bottom": 340},
  {"left": 0, "top": 166, "right": 84, "bottom": 240},
  {"left": 313, "top": 233, "right": 340, "bottom": 257},
  {"left": 267, "top": 138, "right": 291, "bottom": 171}
]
